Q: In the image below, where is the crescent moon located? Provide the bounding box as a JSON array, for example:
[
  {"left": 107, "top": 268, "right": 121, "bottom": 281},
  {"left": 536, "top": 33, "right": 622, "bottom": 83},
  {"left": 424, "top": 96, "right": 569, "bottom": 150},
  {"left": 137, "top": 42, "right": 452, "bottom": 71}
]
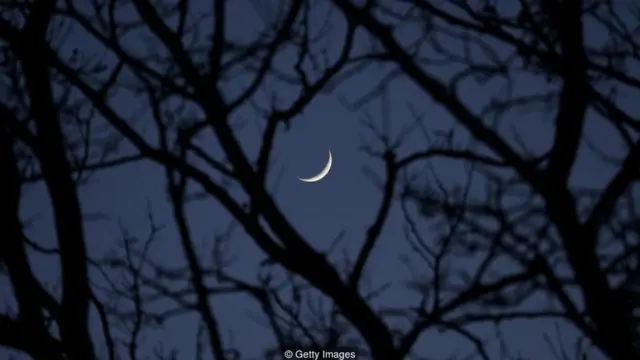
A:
[{"left": 298, "top": 150, "right": 332, "bottom": 183}]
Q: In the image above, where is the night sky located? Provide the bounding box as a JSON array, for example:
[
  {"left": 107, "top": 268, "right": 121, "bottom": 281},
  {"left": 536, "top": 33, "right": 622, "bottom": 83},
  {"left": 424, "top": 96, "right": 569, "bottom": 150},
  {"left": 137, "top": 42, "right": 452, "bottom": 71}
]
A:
[{"left": 2, "top": 1, "right": 635, "bottom": 359}]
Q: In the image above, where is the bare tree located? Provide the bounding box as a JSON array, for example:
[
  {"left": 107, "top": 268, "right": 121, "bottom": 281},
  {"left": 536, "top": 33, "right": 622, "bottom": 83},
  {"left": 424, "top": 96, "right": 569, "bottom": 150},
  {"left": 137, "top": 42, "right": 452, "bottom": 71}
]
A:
[{"left": 0, "top": 1, "right": 637, "bottom": 360}]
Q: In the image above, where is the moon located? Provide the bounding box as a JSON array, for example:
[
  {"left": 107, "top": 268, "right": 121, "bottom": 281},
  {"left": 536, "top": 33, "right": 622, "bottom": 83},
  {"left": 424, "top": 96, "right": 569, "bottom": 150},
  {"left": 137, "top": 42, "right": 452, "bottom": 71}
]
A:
[{"left": 298, "top": 150, "right": 332, "bottom": 183}]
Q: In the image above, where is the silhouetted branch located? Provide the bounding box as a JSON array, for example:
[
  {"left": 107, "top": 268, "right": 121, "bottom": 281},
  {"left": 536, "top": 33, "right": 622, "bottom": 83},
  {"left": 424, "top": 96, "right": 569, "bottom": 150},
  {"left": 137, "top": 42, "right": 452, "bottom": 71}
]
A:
[{"left": 1, "top": 0, "right": 637, "bottom": 359}]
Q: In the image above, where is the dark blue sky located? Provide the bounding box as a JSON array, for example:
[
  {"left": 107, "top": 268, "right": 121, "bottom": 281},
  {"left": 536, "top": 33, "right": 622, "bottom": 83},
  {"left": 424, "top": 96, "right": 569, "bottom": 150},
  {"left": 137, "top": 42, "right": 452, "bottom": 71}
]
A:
[{"left": 3, "top": 1, "right": 636, "bottom": 359}]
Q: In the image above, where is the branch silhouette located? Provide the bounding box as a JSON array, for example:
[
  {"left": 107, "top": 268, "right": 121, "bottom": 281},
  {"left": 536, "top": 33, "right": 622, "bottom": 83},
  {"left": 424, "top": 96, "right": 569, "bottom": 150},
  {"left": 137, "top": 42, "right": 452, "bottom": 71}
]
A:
[{"left": 0, "top": 1, "right": 637, "bottom": 359}]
